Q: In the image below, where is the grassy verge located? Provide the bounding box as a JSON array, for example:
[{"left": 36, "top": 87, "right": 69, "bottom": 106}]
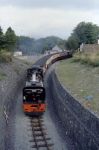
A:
[
  {"left": 57, "top": 58, "right": 99, "bottom": 114},
  {"left": 0, "top": 50, "right": 12, "bottom": 63},
  {"left": 0, "top": 72, "right": 7, "bottom": 80},
  {"left": 73, "top": 52, "right": 99, "bottom": 67}
]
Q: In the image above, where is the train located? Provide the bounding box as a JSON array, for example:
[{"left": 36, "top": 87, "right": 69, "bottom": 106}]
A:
[
  {"left": 23, "top": 65, "right": 46, "bottom": 115},
  {"left": 45, "top": 51, "right": 72, "bottom": 69},
  {"left": 23, "top": 51, "right": 72, "bottom": 116}
]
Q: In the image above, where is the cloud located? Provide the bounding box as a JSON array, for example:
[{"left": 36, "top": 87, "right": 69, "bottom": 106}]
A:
[
  {"left": 0, "top": 0, "right": 99, "bottom": 38},
  {"left": 0, "top": 5, "right": 97, "bottom": 39},
  {"left": 0, "top": 0, "right": 98, "bottom": 10}
]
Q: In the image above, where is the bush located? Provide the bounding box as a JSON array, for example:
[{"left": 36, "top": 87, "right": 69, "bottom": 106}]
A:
[
  {"left": 0, "top": 50, "right": 12, "bottom": 62},
  {"left": 0, "top": 72, "right": 6, "bottom": 80},
  {"left": 73, "top": 51, "right": 99, "bottom": 67}
]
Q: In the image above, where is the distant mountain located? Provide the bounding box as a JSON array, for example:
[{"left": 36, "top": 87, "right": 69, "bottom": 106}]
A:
[{"left": 16, "top": 36, "right": 65, "bottom": 54}]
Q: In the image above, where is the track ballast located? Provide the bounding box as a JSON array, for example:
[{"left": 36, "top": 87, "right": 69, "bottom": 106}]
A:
[{"left": 29, "top": 116, "right": 54, "bottom": 150}]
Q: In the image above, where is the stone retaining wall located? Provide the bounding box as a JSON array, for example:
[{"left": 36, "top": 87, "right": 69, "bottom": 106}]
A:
[{"left": 49, "top": 70, "right": 99, "bottom": 150}]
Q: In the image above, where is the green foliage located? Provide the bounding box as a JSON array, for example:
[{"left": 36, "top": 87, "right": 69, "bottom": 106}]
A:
[
  {"left": 0, "top": 27, "right": 5, "bottom": 49},
  {"left": 0, "top": 50, "right": 12, "bottom": 62},
  {"left": 16, "top": 36, "right": 35, "bottom": 54},
  {"left": 66, "top": 34, "right": 79, "bottom": 50},
  {"left": 74, "top": 22, "right": 99, "bottom": 44},
  {"left": 0, "top": 26, "right": 17, "bottom": 52},
  {"left": 0, "top": 72, "right": 6, "bottom": 81},
  {"left": 5, "top": 27, "right": 17, "bottom": 51},
  {"left": 57, "top": 40, "right": 66, "bottom": 50},
  {"left": 16, "top": 36, "right": 65, "bottom": 54},
  {"left": 66, "top": 22, "right": 99, "bottom": 51},
  {"left": 73, "top": 52, "right": 99, "bottom": 67}
]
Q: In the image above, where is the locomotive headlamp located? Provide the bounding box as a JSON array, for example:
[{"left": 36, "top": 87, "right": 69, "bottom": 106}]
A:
[{"left": 23, "top": 96, "right": 26, "bottom": 100}]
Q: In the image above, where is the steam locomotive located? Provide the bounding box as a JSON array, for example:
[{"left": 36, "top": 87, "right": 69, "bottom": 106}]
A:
[{"left": 23, "top": 65, "right": 46, "bottom": 115}]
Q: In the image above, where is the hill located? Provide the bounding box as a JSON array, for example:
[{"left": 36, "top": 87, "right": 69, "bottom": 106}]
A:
[{"left": 16, "top": 36, "right": 65, "bottom": 54}]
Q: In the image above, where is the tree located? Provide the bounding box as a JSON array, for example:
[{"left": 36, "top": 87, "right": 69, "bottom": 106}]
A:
[
  {"left": 66, "top": 22, "right": 99, "bottom": 51},
  {"left": 41, "top": 44, "right": 50, "bottom": 54},
  {"left": 66, "top": 34, "right": 79, "bottom": 50},
  {"left": 73, "top": 22, "right": 99, "bottom": 44},
  {"left": 0, "top": 26, "right": 4, "bottom": 50},
  {"left": 5, "top": 27, "right": 17, "bottom": 51},
  {"left": 58, "top": 40, "right": 66, "bottom": 50}
]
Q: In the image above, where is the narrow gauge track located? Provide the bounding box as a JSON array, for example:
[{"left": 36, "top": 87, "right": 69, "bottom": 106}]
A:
[
  {"left": 29, "top": 116, "right": 54, "bottom": 150},
  {"left": 24, "top": 53, "right": 72, "bottom": 150}
]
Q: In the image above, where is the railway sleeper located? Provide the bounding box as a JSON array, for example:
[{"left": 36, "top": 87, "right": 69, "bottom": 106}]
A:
[
  {"left": 31, "top": 120, "right": 43, "bottom": 124},
  {"left": 31, "top": 123, "right": 45, "bottom": 127},
  {"left": 33, "top": 128, "right": 47, "bottom": 132},
  {"left": 32, "top": 132, "right": 47, "bottom": 137},
  {"left": 32, "top": 143, "right": 54, "bottom": 148},
  {"left": 30, "top": 137, "right": 51, "bottom": 142}
]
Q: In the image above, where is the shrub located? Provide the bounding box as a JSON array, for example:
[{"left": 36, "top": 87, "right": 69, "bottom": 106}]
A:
[
  {"left": 0, "top": 72, "right": 6, "bottom": 80},
  {"left": 73, "top": 51, "right": 99, "bottom": 67},
  {"left": 0, "top": 50, "right": 12, "bottom": 63}
]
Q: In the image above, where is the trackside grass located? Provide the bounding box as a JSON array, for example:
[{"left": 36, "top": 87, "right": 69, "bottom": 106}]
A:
[
  {"left": 0, "top": 50, "right": 12, "bottom": 63},
  {"left": 56, "top": 58, "right": 99, "bottom": 114},
  {"left": 73, "top": 52, "right": 99, "bottom": 67},
  {"left": 0, "top": 72, "right": 6, "bottom": 80}
]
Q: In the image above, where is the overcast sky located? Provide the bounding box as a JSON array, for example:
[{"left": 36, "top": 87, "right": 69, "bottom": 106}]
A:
[{"left": 0, "top": 0, "right": 99, "bottom": 39}]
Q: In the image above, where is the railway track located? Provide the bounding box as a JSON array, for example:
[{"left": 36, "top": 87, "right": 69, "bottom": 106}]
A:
[{"left": 29, "top": 116, "right": 54, "bottom": 150}]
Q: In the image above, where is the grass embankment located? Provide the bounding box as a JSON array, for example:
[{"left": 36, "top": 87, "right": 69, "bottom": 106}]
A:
[
  {"left": 0, "top": 50, "right": 12, "bottom": 80},
  {"left": 73, "top": 52, "right": 99, "bottom": 67},
  {"left": 57, "top": 57, "right": 99, "bottom": 114},
  {"left": 0, "top": 50, "right": 12, "bottom": 63},
  {"left": 0, "top": 72, "right": 6, "bottom": 80}
]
